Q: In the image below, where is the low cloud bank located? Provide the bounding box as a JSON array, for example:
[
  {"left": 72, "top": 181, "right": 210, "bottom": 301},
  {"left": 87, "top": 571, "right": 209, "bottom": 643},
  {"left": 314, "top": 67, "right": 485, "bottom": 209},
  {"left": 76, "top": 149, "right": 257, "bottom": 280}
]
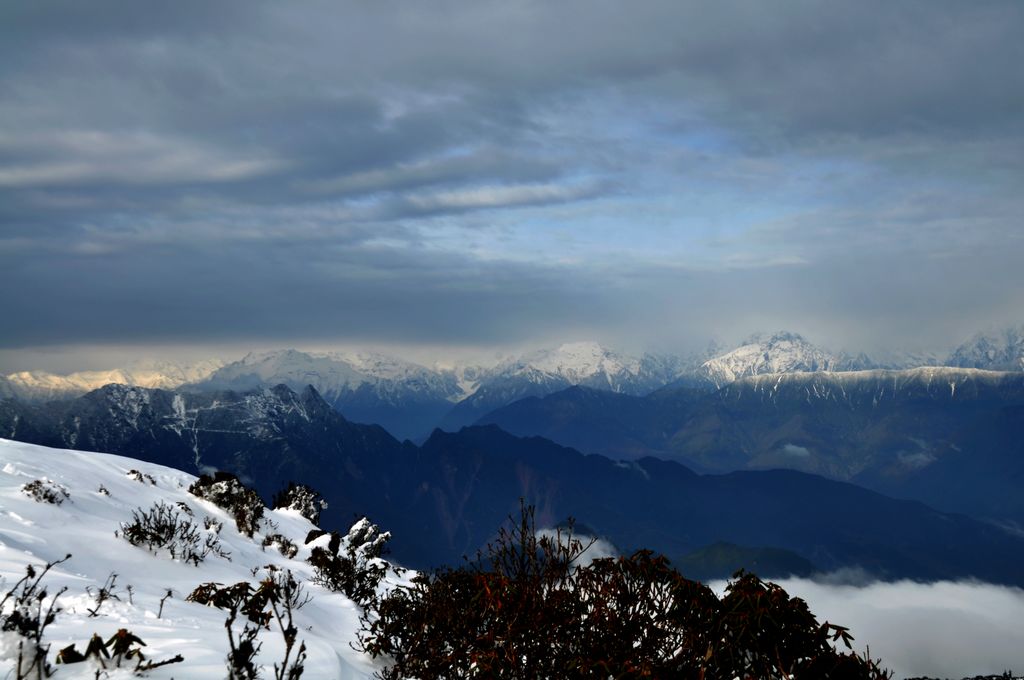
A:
[
  {"left": 536, "top": 528, "right": 618, "bottom": 567},
  {"left": 710, "top": 576, "right": 1024, "bottom": 678}
]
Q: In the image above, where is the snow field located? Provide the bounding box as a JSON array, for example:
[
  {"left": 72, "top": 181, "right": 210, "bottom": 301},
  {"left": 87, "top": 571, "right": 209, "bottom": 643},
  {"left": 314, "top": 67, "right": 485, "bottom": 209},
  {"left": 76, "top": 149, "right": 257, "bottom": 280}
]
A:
[{"left": 0, "top": 438, "right": 401, "bottom": 679}]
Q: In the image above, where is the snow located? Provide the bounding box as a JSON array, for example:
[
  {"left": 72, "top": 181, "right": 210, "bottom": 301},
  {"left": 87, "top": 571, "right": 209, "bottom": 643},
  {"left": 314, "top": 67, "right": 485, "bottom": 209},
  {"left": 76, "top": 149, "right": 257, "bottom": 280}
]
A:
[
  {"left": 3, "top": 359, "right": 225, "bottom": 402},
  {"left": 0, "top": 438, "right": 401, "bottom": 679},
  {"left": 200, "top": 349, "right": 466, "bottom": 405},
  {"left": 698, "top": 331, "right": 845, "bottom": 387},
  {"left": 474, "top": 342, "right": 687, "bottom": 395},
  {"left": 193, "top": 344, "right": 691, "bottom": 409},
  {"left": 947, "top": 325, "right": 1024, "bottom": 371},
  {"left": 506, "top": 342, "right": 640, "bottom": 382},
  {"left": 721, "top": 365, "right": 1018, "bottom": 408}
]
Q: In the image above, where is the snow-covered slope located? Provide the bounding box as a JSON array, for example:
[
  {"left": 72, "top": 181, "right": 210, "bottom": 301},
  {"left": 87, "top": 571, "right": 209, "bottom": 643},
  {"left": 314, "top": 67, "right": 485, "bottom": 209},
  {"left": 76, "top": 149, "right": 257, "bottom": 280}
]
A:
[
  {"left": 3, "top": 360, "right": 224, "bottom": 402},
  {"left": 697, "top": 332, "right": 852, "bottom": 387},
  {"left": 0, "top": 438, "right": 400, "bottom": 679},
  {"left": 948, "top": 326, "right": 1024, "bottom": 371},
  {"left": 719, "top": 365, "right": 1022, "bottom": 406}
]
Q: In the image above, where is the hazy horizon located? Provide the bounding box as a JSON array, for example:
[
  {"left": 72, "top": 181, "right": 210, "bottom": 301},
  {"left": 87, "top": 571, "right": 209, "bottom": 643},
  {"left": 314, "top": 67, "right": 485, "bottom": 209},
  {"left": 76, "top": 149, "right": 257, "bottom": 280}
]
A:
[{"left": 0, "top": 326, "right": 998, "bottom": 375}]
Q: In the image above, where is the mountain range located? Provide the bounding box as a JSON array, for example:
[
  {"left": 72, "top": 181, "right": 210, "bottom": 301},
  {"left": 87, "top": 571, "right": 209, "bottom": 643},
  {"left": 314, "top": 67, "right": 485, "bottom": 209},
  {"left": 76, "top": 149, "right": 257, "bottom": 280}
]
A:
[
  {"left": 4, "top": 326, "right": 1024, "bottom": 441},
  {"left": 1, "top": 358, "right": 225, "bottom": 401},
  {"left": 3, "top": 382, "right": 1024, "bottom": 585},
  {"left": 478, "top": 367, "right": 1024, "bottom": 529}
]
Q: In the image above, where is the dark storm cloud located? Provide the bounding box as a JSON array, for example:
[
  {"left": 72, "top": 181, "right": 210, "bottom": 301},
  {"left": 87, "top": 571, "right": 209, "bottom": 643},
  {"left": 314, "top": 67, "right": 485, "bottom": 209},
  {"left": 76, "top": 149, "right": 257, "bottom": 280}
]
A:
[{"left": 1, "top": 0, "right": 1022, "bottom": 355}]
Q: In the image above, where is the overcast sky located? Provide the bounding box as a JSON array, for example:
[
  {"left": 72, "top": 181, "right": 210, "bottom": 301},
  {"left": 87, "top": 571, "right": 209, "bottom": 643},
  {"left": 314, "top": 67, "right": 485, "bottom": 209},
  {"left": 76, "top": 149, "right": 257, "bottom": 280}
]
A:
[{"left": 2, "top": 1, "right": 1023, "bottom": 371}]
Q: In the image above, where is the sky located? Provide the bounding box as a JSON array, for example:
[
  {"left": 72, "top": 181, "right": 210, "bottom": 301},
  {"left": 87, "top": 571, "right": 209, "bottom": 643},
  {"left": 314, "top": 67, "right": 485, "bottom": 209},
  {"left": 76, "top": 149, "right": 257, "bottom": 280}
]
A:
[{"left": 2, "top": 1, "right": 1023, "bottom": 371}]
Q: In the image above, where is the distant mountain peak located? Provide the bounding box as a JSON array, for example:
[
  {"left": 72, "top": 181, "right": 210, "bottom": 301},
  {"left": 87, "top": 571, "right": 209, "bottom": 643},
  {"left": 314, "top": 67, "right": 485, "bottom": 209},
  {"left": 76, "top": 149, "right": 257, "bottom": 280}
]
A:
[
  {"left": 742, "top": 330, "right": 808, "bottom": 345},
  {"left": 948, "top": 325, "right": 1024, "bottom": 371},
  {"left": 498, "top": 341, "right": 639, "bottom": 383},
  {"left": 698, "top": 331, "right": 843, "bottom": 386},
  {"left": 2, "top": 358, "right": 224, "bottom": 402}
]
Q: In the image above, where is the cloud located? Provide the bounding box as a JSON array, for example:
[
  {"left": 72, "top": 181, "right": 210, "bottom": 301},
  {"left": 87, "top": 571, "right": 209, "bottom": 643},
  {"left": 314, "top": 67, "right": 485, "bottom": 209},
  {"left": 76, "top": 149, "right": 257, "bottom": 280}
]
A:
[
  {"left": 405, "top": 182, "right": 602, "bottom": 213},
  {"left": 536, "top": 528, "right": 619, "bottom": 568},
  {"left": 780, "top": 444, "right": 811, "bottom": 459},
  {"left": 1, "top": 1, "right": 1023, "bottom": 362},
  {"left": 768, "top": 578, "right": 1024, "bottom": 679}
]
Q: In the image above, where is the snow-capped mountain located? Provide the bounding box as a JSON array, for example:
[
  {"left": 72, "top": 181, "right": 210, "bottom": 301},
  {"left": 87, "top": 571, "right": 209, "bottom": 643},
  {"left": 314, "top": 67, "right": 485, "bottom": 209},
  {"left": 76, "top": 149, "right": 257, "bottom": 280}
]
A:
[
  {"left": 193, "top": 349, "right": 368, "bottom": 393},
  {"left": 438, "top": 342, "right": 690, "bottom": 431},
  {"left": 490, "top": 342, "right": 642, "bottom": 389},
  {"left": 3, "top": 359, "right": 225, "bottom": 402},
  {"left": 947, "top": 326, "right": 1024, "bottom": 371},
  {"left": 0, "top": 437, "right": 398, "bottom": 679},
  {"left": 187, "top": 344, "right": 691, "bottom": 438},
  {"left": 861, "top": 349, "right": 943, "bottom": 370},
  {"left": 190, "top": 349, "right": 465, "bottom": 440},
  {"left": 695, "top": 332, "right": 852, "bottom": 387}
]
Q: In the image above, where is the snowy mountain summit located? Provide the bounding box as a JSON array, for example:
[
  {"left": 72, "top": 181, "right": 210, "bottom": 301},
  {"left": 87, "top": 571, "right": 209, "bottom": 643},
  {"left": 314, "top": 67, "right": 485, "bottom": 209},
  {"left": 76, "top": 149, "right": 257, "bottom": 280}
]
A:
[
  {"left": 492, "top": 341, "right": 696, "bottom": 393},
  {"left": 490, "top": 342, "right": 642, "bottom": 390},
  {"left": 697, "top": 331, "right": 848, "bottom": 387},
  {"left": 947, "top": 326, "right": 1024, "bottom": 371}
]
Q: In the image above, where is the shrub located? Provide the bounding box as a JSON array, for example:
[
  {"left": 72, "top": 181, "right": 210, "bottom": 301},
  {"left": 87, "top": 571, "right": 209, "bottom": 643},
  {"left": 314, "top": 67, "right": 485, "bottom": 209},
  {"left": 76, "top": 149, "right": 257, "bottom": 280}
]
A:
[
  {"left": 360, "top": 504, "right": 891, "bottom": 680},
  {"left": 189, "top": 568, "right": 309, "bottom": 680},
  {"left": 188, "top": 471, "right": 265, "bottom": 537},
  {"left": 126, "top": 469, "right": 156, "bottom": 485},
  {"left": 0, "top": 554, "right": 71, "bottom": 679},
  {"left": 262, "top": 533, "right": 299, "bottom": 559},
  {"left": 119, "top": 500, "right": 230, "bottom": 565},
  {"left": 272, "top": 482, "right": 328, "bottom": 526},
  {"left": 85, "top": 572, "right": 120, "bottom": 617},
  {"left": 188, "top": 582, "right": 264, "bottom": 623},
  {"left": 21, "top": 479, "right": 69, "bottom": 505},
  {"left": 304, "top": 529, "right": 327, "bottom": 545},
  {"left": 56, "top": 628, "right": 184, "bottom": 673},
  {"left": 309, "top": 517, "right": 389, "bottom": 609}
]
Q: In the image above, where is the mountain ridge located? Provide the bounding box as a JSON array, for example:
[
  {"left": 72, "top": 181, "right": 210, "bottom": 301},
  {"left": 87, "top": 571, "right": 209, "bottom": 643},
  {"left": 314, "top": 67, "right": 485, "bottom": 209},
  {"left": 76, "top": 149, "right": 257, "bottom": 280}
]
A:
[
  {"left": 4, "top": 382, "right": 1024, "bottom": 585},
  {"left": 6, "top": 325, "right": 1024, "bottom": 441}
]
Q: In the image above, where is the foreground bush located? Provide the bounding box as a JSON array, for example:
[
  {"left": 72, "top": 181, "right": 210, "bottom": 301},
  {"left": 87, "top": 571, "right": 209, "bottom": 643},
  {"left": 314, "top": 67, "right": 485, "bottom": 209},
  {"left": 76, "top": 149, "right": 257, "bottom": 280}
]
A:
[
  {"left": 272, "top": 482, "right": 328, "bottom": 526},
  {"left": 1, "top": 555, "right": 70, "bottom": 679},
  {"left": 187, "top": 567, "right": 309, "bottom": 680},
  {"left": 21, "top": 479, "right": 69, "bottom": 505},
  {"left": 309, "top": 517, "right": 390, "bottom": 609},
  {"left": 188, "top": 471, "right": 265, "bottom": 537},
  {"left": 120, "top": 500, "right": 229, "bottom": 565},
  {"left": 360, "top": 504, "right": 890, "bottom": 679}
]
